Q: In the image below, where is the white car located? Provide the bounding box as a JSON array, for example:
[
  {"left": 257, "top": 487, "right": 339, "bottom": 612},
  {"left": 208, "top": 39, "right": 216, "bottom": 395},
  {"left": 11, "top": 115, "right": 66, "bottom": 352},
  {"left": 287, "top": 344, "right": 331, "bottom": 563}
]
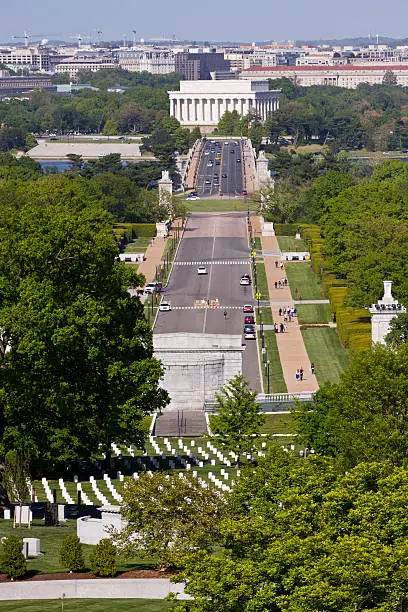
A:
[
  {"left": 159, "top": 301, "right": 172, "bottom": 312},
  {"left": 240, "top": 275, "right": 251, "bottom": 286},
  {"left": 197, "top": 266, "right": 208, "bottom": 275},
  {"left": 204, "top": 150, "right": 210, "bottom": 155},
  {"left": 186, "top": 195, "right": 200, "bottom": 200}
]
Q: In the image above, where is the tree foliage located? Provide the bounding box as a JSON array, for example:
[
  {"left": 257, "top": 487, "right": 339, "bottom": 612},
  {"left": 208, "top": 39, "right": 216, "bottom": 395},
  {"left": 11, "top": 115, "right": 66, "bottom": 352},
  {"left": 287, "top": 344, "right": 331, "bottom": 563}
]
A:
[
  {"left": 295, "top": 344, "right": 408, "bottom": 467},
  {"left": 212, "top": 375, "right": 265, "bottom": 466},
  {"left": 116, "top": 472, "right": 225, "bottom": 569},
  {"left": 174, "top": 449, "right": 408, "bottom": 611},
  {"left": 0, "top": 176, "right": 168, "bottom": 463},
  {"left": 0, "top": 535, "right": 26, "bottom": 580},
  {"left": 89, "top": 538, "right": 117, "bottom": 576},
  {"left": 59, "top": 535, "right": 85, "bottom": 573}
]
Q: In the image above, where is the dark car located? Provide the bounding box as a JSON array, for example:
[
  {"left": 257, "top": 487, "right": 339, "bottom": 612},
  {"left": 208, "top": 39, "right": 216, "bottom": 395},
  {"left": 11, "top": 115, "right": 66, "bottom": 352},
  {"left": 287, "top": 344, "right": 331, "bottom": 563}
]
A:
[
  {"left": 241, "top": 190, "right": 248, "bottom": 196},
  {"left": 222, "top": 173, "right": 227, "bottom": 178}
]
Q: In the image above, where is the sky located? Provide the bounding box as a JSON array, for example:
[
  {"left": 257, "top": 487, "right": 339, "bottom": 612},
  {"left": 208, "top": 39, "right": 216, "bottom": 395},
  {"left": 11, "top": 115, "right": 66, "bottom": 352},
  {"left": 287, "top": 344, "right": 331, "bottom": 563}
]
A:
[{"left": 2, "top": 0, "right": 408, "bottom": 44}]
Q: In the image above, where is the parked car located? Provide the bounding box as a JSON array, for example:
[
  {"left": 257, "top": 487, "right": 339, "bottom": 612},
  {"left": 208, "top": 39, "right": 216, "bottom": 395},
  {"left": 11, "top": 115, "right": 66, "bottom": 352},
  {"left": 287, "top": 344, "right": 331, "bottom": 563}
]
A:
[
  {"left": 241, "top": 190, "right": 248, "bottom": 196},
  {"left": 159, "top": 301, "right": 172, "bottom": 312},
  {"left": 243, "top": 304, "right": 254, "bottom": 313},
  {"left": 244, "top": 326, "right": 256, "bottom": 340},
  {"left": 186, "top": 195, "right": 200, "bottom": 200},
  {"left": 244, "top": 315, "right": 255, "bottom": 324},
  {"left": 144, "top": 282, "right": 162, "bottom": 295},
  {"left": 197, "top": 266, "right": 208, "bottom": 275}
]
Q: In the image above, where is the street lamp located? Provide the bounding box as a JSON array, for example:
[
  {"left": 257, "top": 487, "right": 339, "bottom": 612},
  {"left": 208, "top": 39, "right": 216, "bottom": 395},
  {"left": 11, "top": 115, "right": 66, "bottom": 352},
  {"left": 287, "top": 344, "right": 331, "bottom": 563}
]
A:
[
  {"left": 267, "top": 359, "right": 270, "bottom": 394},
  {"left": 255, "top": 291, "right": 261, "bottom": 315}
]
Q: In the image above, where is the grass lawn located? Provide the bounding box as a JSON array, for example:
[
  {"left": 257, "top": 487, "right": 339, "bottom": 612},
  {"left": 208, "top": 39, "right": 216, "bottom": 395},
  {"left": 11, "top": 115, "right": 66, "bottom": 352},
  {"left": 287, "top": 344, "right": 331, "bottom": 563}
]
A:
[
  {"left": 254, "top": 262, "right": 269, "bottom": 299},
  {"left": 0, "top": 520, "right": 156, "bottom": 576},
  {"left": 0, "top": 600, "right": 176, "bottom": 611},
  {"left": 301, "top": 327, "right": 350, "bottom": 386},
  {"left": 254, "top": 237, "right": 262, "bottom": 251},
  {"left": 259, "top": 329, "right": 287, "bottom": 393},
  {"left": 124, "top": 237, "right": 152, "bottom": 253},
  {"left": 260, "top": 306, "right": 273, "bottom": 326},
  {"left": 285, "top": 262, "right": 325, "bottom": 300},
  {"left": 297, "top": 303, "right": 332, "bottom": 324},
  {"left": 277, "top": 236, "right": 308, "bottom": 252},
  {"left": 185, "top": 199, "right": 256, "bottom": 213},
  {"left": 262, "top": 413, "right": 295, "bottom": 434}
]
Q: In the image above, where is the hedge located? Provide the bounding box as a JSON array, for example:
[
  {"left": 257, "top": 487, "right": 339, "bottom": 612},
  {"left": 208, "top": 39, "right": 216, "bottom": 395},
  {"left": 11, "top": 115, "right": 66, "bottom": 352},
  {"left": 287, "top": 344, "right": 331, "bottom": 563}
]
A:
[
  {"left": 302, "top": 227, "right": 371, "bottom": 352},
  {"left": 113, "top": 223, "right": 156, "bottom": 238},
  {"left": 274, "top": 223, "right": 299, "bottom": 236}
]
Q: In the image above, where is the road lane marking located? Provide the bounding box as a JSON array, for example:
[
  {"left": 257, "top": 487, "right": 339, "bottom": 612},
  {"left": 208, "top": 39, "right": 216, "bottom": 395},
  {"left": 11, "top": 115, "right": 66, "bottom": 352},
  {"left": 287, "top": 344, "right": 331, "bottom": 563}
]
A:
[{"left": 202, "top": 231, "right": 217, "bottom": 333}]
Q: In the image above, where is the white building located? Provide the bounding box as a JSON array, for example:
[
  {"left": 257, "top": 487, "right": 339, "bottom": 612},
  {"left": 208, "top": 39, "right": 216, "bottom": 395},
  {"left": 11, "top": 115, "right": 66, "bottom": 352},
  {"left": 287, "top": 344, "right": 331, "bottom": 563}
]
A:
[
  {"left": 241, "top": 64, "right": 408, "bottom": 88},
  {"left": 168, "top": 79, "right": 280, "bottom": 129},
  {"left": 0, "top": 46, "right": 51, "bottom": 72},
  {"left": 118, "top": 49, "right": 176, "bottom": 74},
  {"left": 55, "top": 57, "right": 116, "bottom": 80}
]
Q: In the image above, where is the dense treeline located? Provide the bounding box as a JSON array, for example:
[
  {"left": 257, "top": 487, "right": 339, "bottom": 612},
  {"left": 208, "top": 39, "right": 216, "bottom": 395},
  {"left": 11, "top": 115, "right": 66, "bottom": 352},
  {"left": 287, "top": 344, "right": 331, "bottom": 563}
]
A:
[{"left": 0, "top": 72, "right": 180, "bottom": 136}]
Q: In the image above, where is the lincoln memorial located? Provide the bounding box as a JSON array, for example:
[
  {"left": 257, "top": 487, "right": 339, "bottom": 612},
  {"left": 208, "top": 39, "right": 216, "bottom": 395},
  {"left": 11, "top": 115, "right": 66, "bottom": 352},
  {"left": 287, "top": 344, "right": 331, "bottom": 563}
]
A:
[{"left": 168, "top": 79, "right": 280, "bottom": 129}]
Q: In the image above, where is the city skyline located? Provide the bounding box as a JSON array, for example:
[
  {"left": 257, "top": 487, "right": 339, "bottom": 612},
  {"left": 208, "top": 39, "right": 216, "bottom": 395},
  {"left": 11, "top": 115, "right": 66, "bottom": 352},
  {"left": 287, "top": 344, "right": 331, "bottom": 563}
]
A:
[{"left": 1, "top": 0, "right": 408, "bottom": 45}]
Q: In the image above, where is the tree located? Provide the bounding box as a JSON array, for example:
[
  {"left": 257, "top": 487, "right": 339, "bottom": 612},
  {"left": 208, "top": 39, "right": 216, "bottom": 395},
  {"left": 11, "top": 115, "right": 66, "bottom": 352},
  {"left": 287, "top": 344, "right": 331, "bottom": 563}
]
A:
[
  {"left": 212, "top": 375, "right": 265, "bottom": 466},
  {"left": 59, "top": 535, "right": 85, "bottom": 573},
  {"left": 0, "top": 535, "right": 26, "bottom": 580},
  {"left": 295, "top": 344, "right": 408, "bottom": 467},
  {"left": 0, "top": 176, "right": 168, "bottom": 463},
  {"left": 173, "top": 451, "right": 408, "bottom": 611},
  {"left": 90, "top": 538, "right": 117, "bottom": 576},
  {"left": 3, "top": 451, "right": 30, "bottom": 527},
  {"left": 385, "top": 312, "right": 408, "bottom": 348},
  {"left": 115, "top": 472, "right": 224, "bottom": 569},
  {"left": 383, "top": 70, "right": 398, "bottom": 86}
]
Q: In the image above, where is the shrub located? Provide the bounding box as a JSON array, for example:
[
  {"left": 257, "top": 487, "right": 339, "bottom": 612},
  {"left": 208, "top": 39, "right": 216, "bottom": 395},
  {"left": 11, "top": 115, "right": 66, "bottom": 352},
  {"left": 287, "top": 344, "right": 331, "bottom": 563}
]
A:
[
  {"left": 0, "top": 535, "right": 26, "bottom": 580},
  {"left": 90, "top": 538, "right": 117, "bottom": 577},
  {"left": 59, "top": 535, "right": 85, "bottom": 573}
]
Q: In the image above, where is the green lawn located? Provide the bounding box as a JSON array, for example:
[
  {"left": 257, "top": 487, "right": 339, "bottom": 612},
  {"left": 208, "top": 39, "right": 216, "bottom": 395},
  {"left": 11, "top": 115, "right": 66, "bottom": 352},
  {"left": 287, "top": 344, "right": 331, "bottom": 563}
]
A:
[
  {"left": 254, "top": 262, "right": 269, "bottom": 298},
  {"left": 297, "top": 303, "right": 332, "bottom": 324},
  {"left": 263, "top": 413, "right": 295, "bottom": 434},
  {"left": 0, "top": 600, "right": 176, "bottom": 612},
  {"left": 301, "top": 327, "right": 350, "bottom": 386},
  {"left": 285, "top": 262, "right": 325, "bottom": 300},
  {"left": 124, "top": 237, "right": 152, "bottom": 253},
  {"left": 185, "top": 199, "right": 256, "bottom": 213},
  {"left": 277, "top": 236, "right": 308, "bottom": 252},
  {"left": 260, "top": 306, "right": 273, "bottom": 326},
  {"left": 0, "top": 520, "right": 156, "bottom": 576},
  {"left": 254, "top": 237, "right": 262, "bottom": 251},
  {"left": 258, "top": 329, "right": 287, "bottom": 393}
]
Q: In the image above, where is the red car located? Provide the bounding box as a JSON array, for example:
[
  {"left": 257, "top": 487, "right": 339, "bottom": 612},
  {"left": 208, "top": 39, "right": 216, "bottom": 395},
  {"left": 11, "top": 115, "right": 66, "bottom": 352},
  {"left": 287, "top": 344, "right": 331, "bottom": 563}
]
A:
[
  {"left": 243, "top": 304, "right": 254, "bottom": 313},
  {"left": 244, "top": 315, "right": 255, "bottom": 325}
]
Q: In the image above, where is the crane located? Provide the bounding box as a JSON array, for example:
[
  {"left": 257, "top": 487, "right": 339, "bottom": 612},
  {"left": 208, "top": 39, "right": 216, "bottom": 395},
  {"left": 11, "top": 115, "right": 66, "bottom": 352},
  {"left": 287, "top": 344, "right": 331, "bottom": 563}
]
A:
[
  {"left": 132, "top": 30, "right": 137, "bottom": 48},
  {"left": 71, "top": 34, "right": 83, "bottom": 49},
  {"left": 11, "top": 31, "right": 56, "bottom": 47}
]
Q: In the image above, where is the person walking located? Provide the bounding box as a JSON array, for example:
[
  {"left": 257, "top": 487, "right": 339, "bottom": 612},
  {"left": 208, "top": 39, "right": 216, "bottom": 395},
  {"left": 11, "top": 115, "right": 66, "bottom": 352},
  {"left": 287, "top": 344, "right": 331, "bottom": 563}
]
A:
[
  {"left": 223, "top": 310, "right": 227, "bottom": 320},
  {"left": 279, "top": 308, "right": 282, "bottom": 316},
  {"left": 274, "top": 323, "right": 279, "bottom": 333},
  {"left": 275, "top": 260, "right": 279, "bottom": 268},
  {"left": 280, "top": 262, "right": 284, "bottom": 270},
  {"left": 274, "top": 281, "right": 278, "bottom": 289},
  {"left": 283, "top": 323, "right": 287, "bottom": 333},
  {"left": 280, "top": 322, "right": 284, "bottom": 333},
  {"left": 311, "top": 362, "right": 315, "bottom": 375},
  {"left": 295, "top": 369, "right": 300, "bottom": 382},
  {"left": 299, "top": 367, "right": 304, "bottom": 381}
]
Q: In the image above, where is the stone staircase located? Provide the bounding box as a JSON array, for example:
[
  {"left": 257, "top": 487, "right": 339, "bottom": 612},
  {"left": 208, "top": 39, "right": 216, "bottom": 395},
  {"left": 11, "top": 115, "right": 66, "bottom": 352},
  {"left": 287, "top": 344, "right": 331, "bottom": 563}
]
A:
[{"left": 154, "top": 410, "right": 208, "bottom": 437}]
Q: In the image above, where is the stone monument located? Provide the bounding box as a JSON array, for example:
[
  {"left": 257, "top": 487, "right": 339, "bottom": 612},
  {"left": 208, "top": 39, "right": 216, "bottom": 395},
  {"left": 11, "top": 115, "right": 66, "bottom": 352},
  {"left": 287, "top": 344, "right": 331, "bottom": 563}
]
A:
[
  {"left": 369, "top": 280, "right": 406, "bottom": 344},
  {"left": 255, "top": 150, "right": 274, "bottom": 191},
  {"left": 157, "top": 170, "right": 173, "bottom": 203}
]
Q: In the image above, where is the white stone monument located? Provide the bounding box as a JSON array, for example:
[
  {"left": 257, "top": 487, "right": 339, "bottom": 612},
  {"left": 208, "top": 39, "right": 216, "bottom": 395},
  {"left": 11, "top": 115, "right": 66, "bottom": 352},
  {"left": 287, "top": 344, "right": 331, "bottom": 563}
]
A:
[
  {"left": 369, "top": 280, "right": 406, "bottom": 344},
  {"left": 158, "top": 170, "right": 173, "bottom": 203}
]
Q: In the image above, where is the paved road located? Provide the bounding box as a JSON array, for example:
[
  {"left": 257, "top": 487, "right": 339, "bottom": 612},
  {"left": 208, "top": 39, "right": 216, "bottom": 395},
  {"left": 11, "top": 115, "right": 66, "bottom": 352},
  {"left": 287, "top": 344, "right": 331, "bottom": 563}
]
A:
[
  {"left": 195, "top": 138, "right": 244, "bottom": 197},
  {"left": 155, "top": 213, "right": 262, "bottom": 392}
]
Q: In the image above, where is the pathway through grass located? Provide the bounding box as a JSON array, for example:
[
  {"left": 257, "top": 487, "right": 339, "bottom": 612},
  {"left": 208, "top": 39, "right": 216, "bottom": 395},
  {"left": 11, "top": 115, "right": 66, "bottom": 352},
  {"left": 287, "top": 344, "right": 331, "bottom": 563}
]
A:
[{"left": 277, "top": 236, "right": 308, "bottom": 252}]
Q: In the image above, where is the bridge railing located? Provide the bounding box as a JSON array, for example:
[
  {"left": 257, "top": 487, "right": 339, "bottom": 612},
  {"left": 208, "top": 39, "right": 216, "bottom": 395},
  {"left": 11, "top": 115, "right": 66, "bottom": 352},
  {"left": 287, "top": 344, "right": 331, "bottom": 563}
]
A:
[{"left": 205, "top": 392, "right": 315, "bottom": 413}]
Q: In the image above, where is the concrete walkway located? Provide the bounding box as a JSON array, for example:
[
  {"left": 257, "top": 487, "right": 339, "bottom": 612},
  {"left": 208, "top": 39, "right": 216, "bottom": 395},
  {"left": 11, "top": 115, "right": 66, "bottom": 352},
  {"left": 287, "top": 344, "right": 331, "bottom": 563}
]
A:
[
  {"left": 252, "top": 217, "right": 319, "bottom": 394},
  {"left": 0, "top": 578, "right": 189, "bottom": 601},
  {"left": 137, "top": 220, "right": 182, "bottom": 285}
]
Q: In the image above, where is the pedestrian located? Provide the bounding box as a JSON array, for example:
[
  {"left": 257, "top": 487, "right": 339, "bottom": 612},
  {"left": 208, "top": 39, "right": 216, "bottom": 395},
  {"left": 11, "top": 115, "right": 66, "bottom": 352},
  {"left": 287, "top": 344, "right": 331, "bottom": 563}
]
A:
[
  {"left": 300, "top": 367, "right": 304, "bottom": 381},
  {"left": 274, "top": 281, "right": 278, "bottom": 289},
  {"left": 280, "top": 262, "right": 284, "bottom": 270},
  {"left": 284, "top": 314, "right": 288, "bottom": 323},
  {"left": 284, "top": 278, "right": 288, "bottom": 286},
  {"left": 295, "top": 369, "right": 300, "bottom": 382},
  {"left": 283, "top": 324, "right": 287, "bottom": 333},
  {"left": 295, "top": 287, "right": 298, "bottom": 296},
  {"left": 293, "top": 308, "right": 297, "bottom": 316},
  {"left": 274, "top": 323, "right": 279, "bottom": 333},
  {"left": 224, "top": 310, "right": 227, "bottom": 320},
  {"left": 279, "top": 308, "right": 282, "bottom": 316},
  {"left": 283, "top": 307, "right": 286, "bottom": 314},
  {"left": 280, "top": 323, "right": 284, "bottom": 333},
  {"left": 288, "top": 314, "right": 292, "bottom": 322},
  {"left": 275, "top": 260, "right": 279, "bottom": 268},
  {"left": 311, "top": 362, "right": 315, "bottom": 375}
]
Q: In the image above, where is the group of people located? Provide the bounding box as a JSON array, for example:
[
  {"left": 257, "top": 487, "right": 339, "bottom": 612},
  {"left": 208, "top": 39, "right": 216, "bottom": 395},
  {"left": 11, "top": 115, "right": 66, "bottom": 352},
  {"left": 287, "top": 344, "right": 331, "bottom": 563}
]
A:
[
  {"left": 274, "top": 279, "right": 288, "bottom": 289},
  {"left": 278, "top": 306, "right": 296, "bottom": 322},
  {"left": 274, "top": 322, "right": 287, "bottom": 333},
  {"left": 275, "top": 260, "right": 285, "bottom": 270},
  {"left": 295, "top": 363, "right": 315, "bottom": 382}
]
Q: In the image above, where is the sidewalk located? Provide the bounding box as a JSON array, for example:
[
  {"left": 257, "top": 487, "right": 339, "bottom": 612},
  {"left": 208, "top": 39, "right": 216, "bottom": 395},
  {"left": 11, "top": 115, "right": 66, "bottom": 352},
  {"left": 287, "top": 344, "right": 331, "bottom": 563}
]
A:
[
  {"left": 137, "top": 219, "right": 182, "bottom": 285},
  {"left": 252, "top": 217, "right": 319, "bottom": 394},
  {"left": 0, "top": 578, "right": 189, "bottom": 600}
]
